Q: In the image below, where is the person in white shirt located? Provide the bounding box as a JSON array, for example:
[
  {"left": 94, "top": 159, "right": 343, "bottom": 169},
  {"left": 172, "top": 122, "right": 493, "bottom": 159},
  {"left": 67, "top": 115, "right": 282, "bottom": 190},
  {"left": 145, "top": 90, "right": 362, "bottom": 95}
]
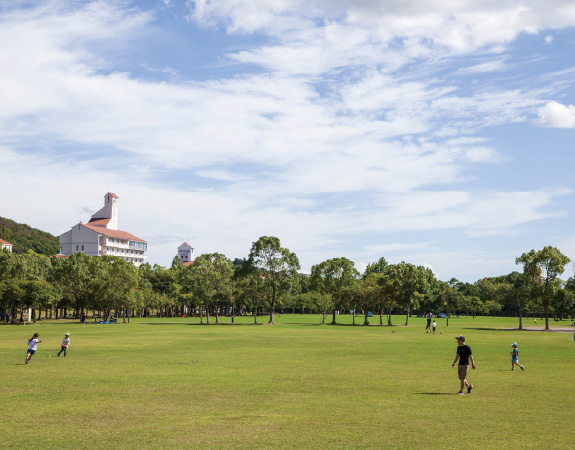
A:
[
  {"left": 26, "top": 333, "right": 42, "bottom": 364},
  {"left": 432, "top": 320, "right": 437, "bottom": 334},
  {"left": 58, "top": 332, "right": 71, "bottom": 357}
]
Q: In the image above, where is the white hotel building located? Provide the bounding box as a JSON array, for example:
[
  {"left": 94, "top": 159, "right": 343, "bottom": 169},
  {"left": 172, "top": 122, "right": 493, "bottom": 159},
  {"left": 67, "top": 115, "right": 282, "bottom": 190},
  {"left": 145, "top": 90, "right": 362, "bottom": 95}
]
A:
[{"left": 59, "top": 192, "right": 148, "bottom": 266}]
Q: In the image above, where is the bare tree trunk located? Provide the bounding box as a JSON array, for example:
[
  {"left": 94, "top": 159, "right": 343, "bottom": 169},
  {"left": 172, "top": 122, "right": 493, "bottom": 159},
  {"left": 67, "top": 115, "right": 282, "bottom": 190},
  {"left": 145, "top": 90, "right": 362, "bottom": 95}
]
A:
[{"left": 405, "top": 303, "right": 410, "bottom": 326}]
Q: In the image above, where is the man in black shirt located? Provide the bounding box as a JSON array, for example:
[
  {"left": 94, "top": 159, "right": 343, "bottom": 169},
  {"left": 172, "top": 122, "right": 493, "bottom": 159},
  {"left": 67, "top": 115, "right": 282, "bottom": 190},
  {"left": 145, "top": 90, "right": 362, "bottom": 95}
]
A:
[{"left": 452, "top": 335, "right": 476, "bottom": 395}]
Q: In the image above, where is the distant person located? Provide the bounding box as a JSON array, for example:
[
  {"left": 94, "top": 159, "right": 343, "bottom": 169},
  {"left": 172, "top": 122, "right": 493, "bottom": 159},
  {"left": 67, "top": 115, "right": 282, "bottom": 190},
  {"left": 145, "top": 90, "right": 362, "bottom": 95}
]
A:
[
  {"left": 432, "top": 320, "right": 437, "bottom": 334},
  {"left": 426, "top": 312, "right": 432, "bottom": 333},
  {"left": 6, "top": 312, "right": 10, "bottom": 324},
  {"left": 81, "top": 313, "right": 86, "bottom": 327},
  {"left": 452, "top": 335, "right": 475, "bottom": 395},
  {"left": 58, "top": 332, "right": 71, "bottom": 357},
  {"left": 26, "top": 333, "right": 42, "bottom": 364},
  {"left": 510, "top": 342, "right": 524, "bottom": 371}
]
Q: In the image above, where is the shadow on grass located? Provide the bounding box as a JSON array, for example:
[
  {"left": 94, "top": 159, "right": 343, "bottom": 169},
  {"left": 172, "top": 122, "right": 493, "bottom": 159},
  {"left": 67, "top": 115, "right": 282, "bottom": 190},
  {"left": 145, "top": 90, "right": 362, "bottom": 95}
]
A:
[
  {"left": 462, "top": 327, "right": 507, "bottom": 331},
  {"left": 139, "top": 322, "right": 265, "bottom": 326},
  {"left": 417, "top": 393, "right": 459, "bottom": 395}
]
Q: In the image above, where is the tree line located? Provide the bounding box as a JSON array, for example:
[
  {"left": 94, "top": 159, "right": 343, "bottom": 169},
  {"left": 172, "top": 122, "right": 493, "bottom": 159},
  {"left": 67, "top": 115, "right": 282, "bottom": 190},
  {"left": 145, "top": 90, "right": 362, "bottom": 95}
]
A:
[{"left": 1, "top": 236, "right": 574, "bottom": 330}]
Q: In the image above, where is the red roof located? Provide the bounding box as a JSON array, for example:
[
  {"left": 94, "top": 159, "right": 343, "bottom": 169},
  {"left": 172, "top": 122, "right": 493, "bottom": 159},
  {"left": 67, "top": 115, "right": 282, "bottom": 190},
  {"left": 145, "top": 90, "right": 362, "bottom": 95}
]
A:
[
  {"left": 88, "top": 218, "right": 111, "bottom": 226},
  {"left": 0, "top": 238, "right": 12, "bottom": 245},
  {"left": 108, "top": 192, "right": 119, "bottom": 199},
  {"left": 82, "top": 223, "right": 147, "bottom": 242},
  {"left": 50, "top": 254, "right": 68, "bottom": 258},
  {"left": 183, "top": 242, "right": 194, "bottom": 248},
  {"left": 183, "top": 261, "right": 194, "bottom": 266}
]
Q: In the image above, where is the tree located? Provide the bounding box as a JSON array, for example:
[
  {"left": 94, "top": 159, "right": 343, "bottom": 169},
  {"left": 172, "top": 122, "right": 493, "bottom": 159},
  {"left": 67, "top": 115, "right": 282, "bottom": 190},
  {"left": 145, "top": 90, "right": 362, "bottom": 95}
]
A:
[
  {"left": 246, "top": 236, "right": 300, "bottom": 325},
  {"left": 356, "top": 274, "right": 380, "bottom": 325},
  {"left": 50, "top": 252, "right": 94, "bottom": 318},
  {"left": 234, "top": 263, "right": 268, "bottom": 324},
  {"left": 385, "top": 262, "right": 429, "bottom": 326},
  {"left": 441, "top": 278, "right": 460, "bottom": 327},
  {"left": 516, "top": 246, "right": 570, "bottom": 330},
  {"left": 492, "top": 272, "right": 530, "bottom": 329},
  {"left": 363, "top": 257, "right": 388, "bottom": 277},
  {"left": 310, "top": 257, "right": 359, "bottom": 325},
  {"left": 190, "top": 253, "right": 233, "bottom": 324}
]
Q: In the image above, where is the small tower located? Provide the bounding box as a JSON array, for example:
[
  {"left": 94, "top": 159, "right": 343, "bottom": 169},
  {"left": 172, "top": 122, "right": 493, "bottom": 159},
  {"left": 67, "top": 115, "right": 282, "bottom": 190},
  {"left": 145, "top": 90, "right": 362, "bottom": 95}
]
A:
[
  {"left": 89, "top": 192, "right": 119, "bottom": 230},
  {"left": 178, "top": 242, "right": 194, "bottom": 264}
]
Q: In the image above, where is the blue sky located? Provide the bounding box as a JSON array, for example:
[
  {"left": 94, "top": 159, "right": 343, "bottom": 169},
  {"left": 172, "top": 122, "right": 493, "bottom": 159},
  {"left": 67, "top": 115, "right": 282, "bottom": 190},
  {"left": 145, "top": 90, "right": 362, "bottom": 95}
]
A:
[{"left": 1, "top": 0, "right": 575, "bottom": 282}]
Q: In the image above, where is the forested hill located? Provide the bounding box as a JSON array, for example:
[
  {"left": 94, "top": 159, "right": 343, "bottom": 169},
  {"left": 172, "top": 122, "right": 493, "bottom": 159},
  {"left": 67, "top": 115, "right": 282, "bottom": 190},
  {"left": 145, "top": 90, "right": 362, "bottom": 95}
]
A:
[{"left": 0, "top": 217, "right": 59, "bottom": 255}]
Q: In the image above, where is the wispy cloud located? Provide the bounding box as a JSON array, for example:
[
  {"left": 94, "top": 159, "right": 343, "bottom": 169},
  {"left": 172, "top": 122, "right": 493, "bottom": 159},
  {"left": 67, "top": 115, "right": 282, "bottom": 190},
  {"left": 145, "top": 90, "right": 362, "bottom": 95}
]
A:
[{"left": 1, "top": 1, "right": 575, "bottom": 281}]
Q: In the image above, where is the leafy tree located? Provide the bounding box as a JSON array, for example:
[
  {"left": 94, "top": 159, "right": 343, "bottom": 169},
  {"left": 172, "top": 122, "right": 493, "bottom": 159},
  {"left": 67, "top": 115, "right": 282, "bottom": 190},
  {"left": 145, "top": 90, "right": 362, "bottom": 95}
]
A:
[
  {"left": 492, "top": 272, "right": 530, "bottom": 329},
  {"left": 385, "top": 262, "right": 429, "bottom": 326},
  {"left": 246, "top": 236, "right": 300, "bottom": 325},
  {"left": 190, "top": 253, "right": 233, "bottom": 324},
  {"left": 234, "top": 264, "right": 268, "bottom": 324},
  {"left": 376, "top": 274, "right": 398, "bottom": 326},
  {"left": 441, "top": 278, "right": 461, "bottom": 327},
  {"left": 51, "top": 252, "right": 95, "bottom": 317},
  {"left": 516, "top": 246, "right": 570, "bottom": 330},
  {"left": 356, "top": 274, "right": 380, "bottom": 325},
  {"left": 363, "top": 257, "right": 388, "bottom": 277},
  {"left": 310, "top": 257, "right": 359, "bottom": 325}
]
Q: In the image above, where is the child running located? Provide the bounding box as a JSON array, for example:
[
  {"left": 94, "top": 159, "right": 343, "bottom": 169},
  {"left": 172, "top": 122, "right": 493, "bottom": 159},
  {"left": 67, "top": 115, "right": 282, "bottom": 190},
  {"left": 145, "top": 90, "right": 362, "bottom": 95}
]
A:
[
  {"left": 58, "top": 332, "right": 71, "bottom": 357},
  {"left": 510, "top": 342, "right": 524, "bottom": 371},
  {"left": 26, "top": 333, "right": 42, "bottom": 364}
]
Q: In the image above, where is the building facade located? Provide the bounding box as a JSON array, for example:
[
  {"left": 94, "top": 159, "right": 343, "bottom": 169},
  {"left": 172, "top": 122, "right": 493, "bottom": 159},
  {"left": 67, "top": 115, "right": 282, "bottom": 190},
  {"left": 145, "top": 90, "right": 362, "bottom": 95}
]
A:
[
  {"left": 59, "top": 192, "right": 147, "bottom": 266},
  {"left": 0, "top": 238, "right": 13, "bottom": 252},
  {"left": 178, "top": 242, "right": 194, "bottom": 266}
]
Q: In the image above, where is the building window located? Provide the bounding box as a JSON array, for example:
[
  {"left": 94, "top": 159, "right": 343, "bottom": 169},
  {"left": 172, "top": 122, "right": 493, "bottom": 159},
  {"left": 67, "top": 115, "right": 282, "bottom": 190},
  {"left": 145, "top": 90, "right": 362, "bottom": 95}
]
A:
[
  {"left": 76, "top": 245, "right": 78, "bottom": 251},
  {"left": 81, "top": 245, "right": 84, "bottom": 251}
]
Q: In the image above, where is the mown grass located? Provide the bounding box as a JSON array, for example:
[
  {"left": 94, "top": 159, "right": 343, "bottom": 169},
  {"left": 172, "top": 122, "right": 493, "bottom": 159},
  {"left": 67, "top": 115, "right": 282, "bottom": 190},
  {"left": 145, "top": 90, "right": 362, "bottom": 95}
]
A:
[{"left": 1, "top": 314, "right": 574, "bottom": 449}]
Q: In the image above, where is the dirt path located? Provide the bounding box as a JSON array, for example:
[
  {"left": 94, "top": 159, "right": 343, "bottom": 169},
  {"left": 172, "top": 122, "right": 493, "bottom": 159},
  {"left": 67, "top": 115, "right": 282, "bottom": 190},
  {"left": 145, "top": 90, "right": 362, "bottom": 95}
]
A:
[{"left": 515, "top": 326, "right": 575, "bottom": 333}]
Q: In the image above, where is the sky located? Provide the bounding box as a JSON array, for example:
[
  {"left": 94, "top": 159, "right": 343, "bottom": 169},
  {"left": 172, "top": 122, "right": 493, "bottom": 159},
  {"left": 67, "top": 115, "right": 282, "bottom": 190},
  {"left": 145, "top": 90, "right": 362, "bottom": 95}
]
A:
[{"left": 1, "top": 0, "right": 575, "bottom": 282}]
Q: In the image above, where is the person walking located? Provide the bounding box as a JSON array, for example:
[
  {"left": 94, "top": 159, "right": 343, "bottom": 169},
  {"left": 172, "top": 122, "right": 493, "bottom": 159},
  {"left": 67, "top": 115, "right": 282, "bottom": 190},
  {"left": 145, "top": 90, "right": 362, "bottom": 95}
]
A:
[
  {"left": 58, "top": 332, "right": 71, "bottom": 357},
  {"left": 452, "top": 335, "right": 476, "bottom": 395},
  {"left": 426, "top": 312, "right": 432, "bottom": 333},
  {"left": 81, "top": 313, "right": 86, "bottom": 327},
  {"left": 510, "top": 342, "right": 524, "bottom": 371},
  {"left": 432, "top": 320, "right": 437, "bottom": 334},
  {"left": 26, "top": 333, "right": 42, "bottom": 364}
]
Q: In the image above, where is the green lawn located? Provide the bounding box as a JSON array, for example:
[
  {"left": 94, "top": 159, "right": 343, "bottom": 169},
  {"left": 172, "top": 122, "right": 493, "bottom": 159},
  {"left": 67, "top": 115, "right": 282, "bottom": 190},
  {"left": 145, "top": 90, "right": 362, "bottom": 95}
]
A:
[{"left": 1, "top": 315, "right": 574, "bottom": 449}]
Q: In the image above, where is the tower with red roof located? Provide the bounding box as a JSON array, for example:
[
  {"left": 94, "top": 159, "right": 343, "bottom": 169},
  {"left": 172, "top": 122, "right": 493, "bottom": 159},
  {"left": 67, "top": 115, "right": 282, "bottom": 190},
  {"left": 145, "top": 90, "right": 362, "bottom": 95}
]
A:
[{"left": 59, "top": 193, "right": 148, "bottom": 266}]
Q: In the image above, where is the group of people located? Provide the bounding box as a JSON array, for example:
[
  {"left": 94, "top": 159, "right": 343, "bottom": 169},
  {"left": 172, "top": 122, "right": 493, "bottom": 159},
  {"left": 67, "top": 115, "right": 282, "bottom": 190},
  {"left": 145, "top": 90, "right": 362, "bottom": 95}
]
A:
[
  {"left": 451, "top": 336, "right": 526, "bottom": 395},
  {"left": 25, "top": 332, "right": 71, "bottom": 364},
  {"left": 425, "top": 312, "right": 437, "bottom": 334},
  {"left": 24, "top": 327, "right": 526, "bottom": 396}
]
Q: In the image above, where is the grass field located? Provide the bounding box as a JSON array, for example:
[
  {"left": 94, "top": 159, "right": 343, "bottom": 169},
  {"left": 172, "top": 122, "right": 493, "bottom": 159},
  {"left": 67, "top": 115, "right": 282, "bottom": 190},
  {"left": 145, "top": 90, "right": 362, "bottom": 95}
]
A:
[{"left": 1, "top": 314, "right": 574, "bottom": 449}]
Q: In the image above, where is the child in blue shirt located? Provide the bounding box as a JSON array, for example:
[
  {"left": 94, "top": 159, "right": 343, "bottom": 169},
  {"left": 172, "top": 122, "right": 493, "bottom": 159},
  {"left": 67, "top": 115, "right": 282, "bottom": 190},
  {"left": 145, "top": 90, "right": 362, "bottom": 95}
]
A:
[{"left": 510, "top": 342, "right": 524, "bottom": 371}]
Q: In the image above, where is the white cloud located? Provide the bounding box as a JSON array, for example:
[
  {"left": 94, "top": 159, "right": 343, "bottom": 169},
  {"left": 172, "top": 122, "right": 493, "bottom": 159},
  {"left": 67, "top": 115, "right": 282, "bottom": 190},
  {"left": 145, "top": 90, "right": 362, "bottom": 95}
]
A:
[
  {"left": 457, "top": 59, "right": 507, "bottom": 74},
  {"left": 534, "top": 101, "right": 575, "bottom": 128},
  {"left": 1, "top": 1, "right": 574, "bottom": 281},
  {"left": 364, "top": 242, "right": 434, "bottom": 253}
]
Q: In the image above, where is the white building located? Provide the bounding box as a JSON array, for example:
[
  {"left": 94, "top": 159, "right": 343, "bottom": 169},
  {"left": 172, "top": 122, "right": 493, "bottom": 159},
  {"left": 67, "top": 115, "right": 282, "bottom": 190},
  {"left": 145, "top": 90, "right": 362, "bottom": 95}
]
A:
[
  {"left": 0, "top": 238, "right": 13, "bottom": 252},
  {"left": 59, "top": 192, "right": 147, "bottom": 266},
  {"left": 178, "top": 242, "right": 194, "bottom": 266}
]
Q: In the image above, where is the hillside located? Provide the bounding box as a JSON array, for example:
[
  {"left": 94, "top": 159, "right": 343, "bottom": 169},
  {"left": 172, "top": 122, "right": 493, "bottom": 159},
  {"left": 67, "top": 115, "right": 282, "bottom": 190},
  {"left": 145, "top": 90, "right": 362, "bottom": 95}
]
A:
[{"left": 0, "top": 216, "right": 59, "bottom": 255}]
